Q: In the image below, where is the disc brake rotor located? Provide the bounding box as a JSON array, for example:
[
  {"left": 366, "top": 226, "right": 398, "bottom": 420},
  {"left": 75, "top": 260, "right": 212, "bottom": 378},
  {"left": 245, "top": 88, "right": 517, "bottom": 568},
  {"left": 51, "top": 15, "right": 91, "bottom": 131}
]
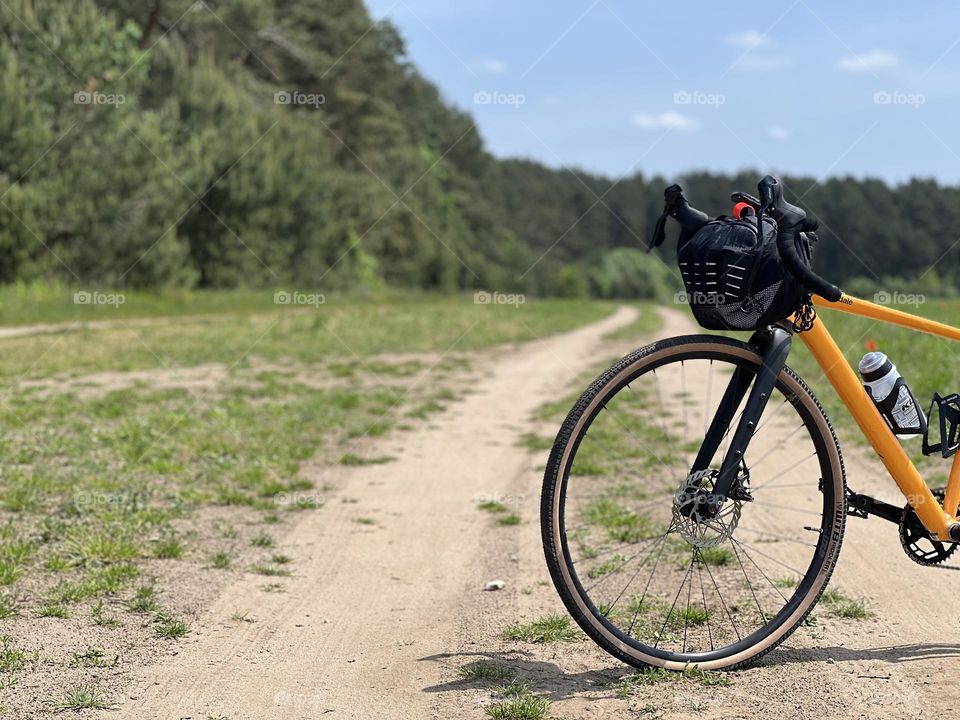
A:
[{"left": 672, "top": 469, "right": 743, "bottom": 548}]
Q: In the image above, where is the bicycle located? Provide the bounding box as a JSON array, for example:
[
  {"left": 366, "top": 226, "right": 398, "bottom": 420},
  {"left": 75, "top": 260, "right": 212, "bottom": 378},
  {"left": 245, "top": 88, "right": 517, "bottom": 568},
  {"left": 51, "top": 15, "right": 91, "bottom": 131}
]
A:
[{"left": 540, "top": 175, "right": 960, "bottom": 670}]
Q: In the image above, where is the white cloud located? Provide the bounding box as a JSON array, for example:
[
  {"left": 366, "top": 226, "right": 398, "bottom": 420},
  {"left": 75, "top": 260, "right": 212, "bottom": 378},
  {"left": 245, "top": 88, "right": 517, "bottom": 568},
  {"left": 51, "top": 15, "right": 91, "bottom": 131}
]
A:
[
  {"left": 838, "top": 50, "right": 898, "bottom": 72},
  {"left": 767, "top": 126, "right": 790, "bottom": 141},
  {"left": 471, "top": 58, "right": 508, "bottom": 74},
  {"left": 723, "top": 30, "right": 769, "bottom": 49},
  {"left": 631, "top": 112, "right": 699, "bottom": 131}
]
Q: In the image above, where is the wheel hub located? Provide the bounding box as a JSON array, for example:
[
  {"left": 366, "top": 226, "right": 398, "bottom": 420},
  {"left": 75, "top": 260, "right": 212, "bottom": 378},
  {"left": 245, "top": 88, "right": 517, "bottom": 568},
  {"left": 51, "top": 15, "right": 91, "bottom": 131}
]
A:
[{"left": 672, "top": 469, "right": 743, "bottom": 548}]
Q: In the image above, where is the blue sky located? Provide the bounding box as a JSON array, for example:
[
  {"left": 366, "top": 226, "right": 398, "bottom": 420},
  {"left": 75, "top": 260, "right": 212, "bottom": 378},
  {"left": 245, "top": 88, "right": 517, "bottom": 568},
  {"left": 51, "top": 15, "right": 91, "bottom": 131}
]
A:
[{"left": 365, "top": 0, "right": 960, "bottom": 184}]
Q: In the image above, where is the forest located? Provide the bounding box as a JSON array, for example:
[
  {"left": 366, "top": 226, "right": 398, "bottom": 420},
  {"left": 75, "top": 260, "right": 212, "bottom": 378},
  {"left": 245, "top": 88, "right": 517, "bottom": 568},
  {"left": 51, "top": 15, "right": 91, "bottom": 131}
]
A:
[{"left": 0, "top": 0, "right": 956, "bottom": 299}]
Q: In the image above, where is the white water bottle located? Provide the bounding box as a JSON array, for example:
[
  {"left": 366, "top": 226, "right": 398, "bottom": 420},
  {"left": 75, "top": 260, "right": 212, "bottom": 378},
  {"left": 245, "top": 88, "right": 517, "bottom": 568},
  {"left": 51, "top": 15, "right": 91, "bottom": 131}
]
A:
[{"left": 858, "top": 352, "right": 926, "bottom": 439}]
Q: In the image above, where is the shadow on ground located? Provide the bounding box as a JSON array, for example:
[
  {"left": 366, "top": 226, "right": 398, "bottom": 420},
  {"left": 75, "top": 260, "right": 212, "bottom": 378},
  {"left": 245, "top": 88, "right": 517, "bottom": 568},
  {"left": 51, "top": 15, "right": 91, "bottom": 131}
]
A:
[
  {"left": 419, "top": 651, "right": 627, "bottom": 701},
  {"left": 774, "top": 642, "right": 960, "bottom": 666}
]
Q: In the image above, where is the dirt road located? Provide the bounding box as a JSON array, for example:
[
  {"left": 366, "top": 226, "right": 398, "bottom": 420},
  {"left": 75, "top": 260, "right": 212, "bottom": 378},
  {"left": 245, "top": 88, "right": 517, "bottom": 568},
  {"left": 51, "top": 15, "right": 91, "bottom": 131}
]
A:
[{"left": 107, "top": 307, "right": 960, "bottom": 720}]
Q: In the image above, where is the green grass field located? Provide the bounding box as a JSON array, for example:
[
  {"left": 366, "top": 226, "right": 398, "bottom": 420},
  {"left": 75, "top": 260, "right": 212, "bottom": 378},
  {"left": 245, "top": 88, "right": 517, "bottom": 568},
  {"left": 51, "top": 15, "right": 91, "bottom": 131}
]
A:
[{"left": 0, "top": 290, "right": 618, "bottom": 628}]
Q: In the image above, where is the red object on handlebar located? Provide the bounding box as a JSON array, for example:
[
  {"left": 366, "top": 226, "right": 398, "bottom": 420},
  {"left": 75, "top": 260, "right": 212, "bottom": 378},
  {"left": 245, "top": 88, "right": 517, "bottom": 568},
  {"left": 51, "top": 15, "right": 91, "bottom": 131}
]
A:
[{"left": 733, "top": 202, "right": 754, "bottom": 220}]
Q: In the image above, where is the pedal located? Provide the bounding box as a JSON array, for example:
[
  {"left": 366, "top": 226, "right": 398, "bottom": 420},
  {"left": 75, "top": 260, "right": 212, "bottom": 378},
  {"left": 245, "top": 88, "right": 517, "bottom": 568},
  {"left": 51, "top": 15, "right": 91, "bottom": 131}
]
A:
[{"left": 922, "top": 393, "right": 960, "bottom": 458}]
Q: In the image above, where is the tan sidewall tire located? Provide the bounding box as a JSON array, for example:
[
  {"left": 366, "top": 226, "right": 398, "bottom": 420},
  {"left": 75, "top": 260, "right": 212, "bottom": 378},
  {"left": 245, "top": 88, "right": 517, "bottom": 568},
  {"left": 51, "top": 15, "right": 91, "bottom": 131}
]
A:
[{"left": 540, "top": 335, "right": 846, "bottom": 671}]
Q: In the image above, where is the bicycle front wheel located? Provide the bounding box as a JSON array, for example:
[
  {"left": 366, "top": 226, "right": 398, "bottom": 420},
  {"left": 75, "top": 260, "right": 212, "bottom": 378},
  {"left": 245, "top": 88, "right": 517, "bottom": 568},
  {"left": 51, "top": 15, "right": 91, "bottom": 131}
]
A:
[{"left": 541, "top": 334, "right": 846, "bottom": 670}]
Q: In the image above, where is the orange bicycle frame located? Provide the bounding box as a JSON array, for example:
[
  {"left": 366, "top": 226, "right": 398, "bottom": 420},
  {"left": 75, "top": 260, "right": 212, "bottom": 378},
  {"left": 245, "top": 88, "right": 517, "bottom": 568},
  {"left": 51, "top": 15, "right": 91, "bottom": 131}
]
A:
[{"left": 801, "top": 294, "right": 960, "bottom": 540}]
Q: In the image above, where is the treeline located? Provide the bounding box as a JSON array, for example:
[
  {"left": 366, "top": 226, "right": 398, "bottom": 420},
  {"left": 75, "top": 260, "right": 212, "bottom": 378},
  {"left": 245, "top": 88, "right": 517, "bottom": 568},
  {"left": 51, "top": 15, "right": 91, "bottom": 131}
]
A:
[{"left": 0, "top": 0, "right": 956, "bottom": 298}]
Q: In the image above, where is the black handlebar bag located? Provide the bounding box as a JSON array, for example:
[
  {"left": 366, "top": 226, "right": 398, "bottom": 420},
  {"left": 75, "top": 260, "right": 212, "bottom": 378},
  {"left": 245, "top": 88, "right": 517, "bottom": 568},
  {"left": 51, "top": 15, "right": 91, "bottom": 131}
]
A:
[{"left": 677, "top": 216, "right": 810, "bottom": 331}]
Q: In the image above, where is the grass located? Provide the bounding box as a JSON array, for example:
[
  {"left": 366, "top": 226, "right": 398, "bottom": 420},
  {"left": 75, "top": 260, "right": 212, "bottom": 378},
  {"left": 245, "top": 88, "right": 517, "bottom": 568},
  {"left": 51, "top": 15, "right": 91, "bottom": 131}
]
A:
[
  {"left": 497, "top": 514, "right": 522, "bottom": 526},
  {"left": 459, "top": 661, "right": 514, "bottom": 683},
  {"left": 0, "top": 637, "right": 27, "bottom": 674},
  {"left": 210, "top": 551, "right": 232, "bottom": 569},
  {"left": 820, "top": 588, "right": 874, "bottom": 619},
  {"left": 38, "top": 602, "right": 70, "bottom": 618},
  {"left": 618, "top": 666, "right": 732, "bottom": 696},
  {"left": 602, "top": 304, "right": 664, "bottom": 342},
  {"left": 153, "top": 535, "right": 185, "bottom": 559},
  {"left": 503, "top": 614, "right": 580, "bottom": 643},
  {"left": 0, "top": 594, "right": 17, "bottom": 619},
  {"left": 250, "top": 533, "right": 274, "bottom": 548},
  {"left": 250, "top": 563, "right": 291, "bottom": 577},
  {"left": 587, "top": 554, "right": 627, "bottom": 579},
  {"left": 70, "top": 648, "right": 118, "bottom": 668},
  {"left": 696, "top": 547, "right": 733, "bottom": 567},
  {"left": 155, "top": 614, "right": 190, "bottom": 639},
  {"left": 519, "top": 433, "right": 553, "bottom": 452},
  {"left": 486, "top": 682, "right": 551, "bottom": 720},
  {"left": 338, "top": 453, "right": 395, "bottom": 466},
  {"left": 91, "top": 600, "right": 119, "bottom": 627},
  {"left": 126, "top": 585, "right": 160, "bottom": 614},
  {"left": 45, "top": 684, "right": 115, "bottom": 711},
  {"left": 583, "top": 498, "right": 654, "bottom": 544},
  {"left": 478, "top": 501, "right": 510, "bottom": 513}
]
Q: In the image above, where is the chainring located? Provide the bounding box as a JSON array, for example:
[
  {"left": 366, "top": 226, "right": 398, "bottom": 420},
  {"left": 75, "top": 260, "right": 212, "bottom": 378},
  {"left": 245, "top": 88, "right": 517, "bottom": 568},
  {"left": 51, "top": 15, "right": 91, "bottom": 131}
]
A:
[{"left": 899, "top": 487, "right": 958, "bottom": 566}]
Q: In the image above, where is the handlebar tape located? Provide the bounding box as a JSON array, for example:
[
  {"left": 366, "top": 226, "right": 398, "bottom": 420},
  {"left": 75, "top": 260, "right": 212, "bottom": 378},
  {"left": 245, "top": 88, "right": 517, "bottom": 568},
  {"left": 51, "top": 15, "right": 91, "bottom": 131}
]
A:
[{"left": 757, "top": 176, "right": 843, "bottom": 302}]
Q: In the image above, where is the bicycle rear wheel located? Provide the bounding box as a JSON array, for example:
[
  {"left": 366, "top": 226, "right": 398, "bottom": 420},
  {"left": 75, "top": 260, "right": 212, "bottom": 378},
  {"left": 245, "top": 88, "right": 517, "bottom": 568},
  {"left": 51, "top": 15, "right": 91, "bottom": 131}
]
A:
[{"left": 541, "top": 334, "right": 846, "bottom": 670}]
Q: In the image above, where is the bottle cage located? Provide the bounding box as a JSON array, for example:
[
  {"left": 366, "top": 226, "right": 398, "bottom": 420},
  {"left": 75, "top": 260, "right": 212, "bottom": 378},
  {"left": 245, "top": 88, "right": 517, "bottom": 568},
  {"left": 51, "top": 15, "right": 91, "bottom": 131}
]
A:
[{"left": 923, "top": 392, "right": 960, "bottom": 458}]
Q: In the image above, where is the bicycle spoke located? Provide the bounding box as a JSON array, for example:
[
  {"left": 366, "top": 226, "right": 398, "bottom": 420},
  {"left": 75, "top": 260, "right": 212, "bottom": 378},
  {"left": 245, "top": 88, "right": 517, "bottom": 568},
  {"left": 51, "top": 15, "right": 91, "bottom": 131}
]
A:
[
  {"left": 581, "top": 530, "right": 672, "bottom": 595},
  {"left": 729, "top": 539, "right": 767, "bottom": 625},
  {"left": 604, "top": 528, "right": 674, "bottom": 614},
  {"left": 626, "top": 528, "right": 675, "bottom": 637},
  {"left": 655, "top": 555, "right": 695, "bottom": 649},
  {"left": 701, "top": 551, "right": 742, "bottom": 642},
  {"left": 751, "top": 451, "right": 818, "bottom": 491},
  {"left": 704, "top": 359, "right": 713, "bottom": 436},
  {"left": 734, "top": 525, "right": 817, "bottom": 548},
  {"left": 696, "top": 559, "right": 714, "bottom": 651},
  {"left": 730, "top": 535, "right": 807, "bottom": 579},
  {"left": 749, "top": 423, "right": 806, "bottom": 467}
]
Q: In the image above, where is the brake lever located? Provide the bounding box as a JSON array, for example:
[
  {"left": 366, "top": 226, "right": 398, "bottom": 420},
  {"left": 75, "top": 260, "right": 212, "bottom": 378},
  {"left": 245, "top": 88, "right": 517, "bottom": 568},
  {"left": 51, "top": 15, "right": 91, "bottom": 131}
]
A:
[{"left": 757, "top": 175, "right": 781, "bottom": 237}]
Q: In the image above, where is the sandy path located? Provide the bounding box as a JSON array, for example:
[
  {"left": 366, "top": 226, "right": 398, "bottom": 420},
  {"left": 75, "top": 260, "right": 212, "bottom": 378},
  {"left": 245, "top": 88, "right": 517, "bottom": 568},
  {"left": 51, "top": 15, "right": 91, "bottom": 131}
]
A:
[
  {"left": 108, "top": 305, "right": 641, "bottom": 720},
  {"left": 105, "top": 306, "right": 960, "bottom": 720}
]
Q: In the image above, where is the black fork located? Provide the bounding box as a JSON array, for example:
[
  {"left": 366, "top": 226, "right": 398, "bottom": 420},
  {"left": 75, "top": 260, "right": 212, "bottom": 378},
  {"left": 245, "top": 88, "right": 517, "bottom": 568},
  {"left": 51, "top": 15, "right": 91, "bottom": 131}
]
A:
[{"left": 689, "top": 324, "right": 794, "bottom": 515}]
